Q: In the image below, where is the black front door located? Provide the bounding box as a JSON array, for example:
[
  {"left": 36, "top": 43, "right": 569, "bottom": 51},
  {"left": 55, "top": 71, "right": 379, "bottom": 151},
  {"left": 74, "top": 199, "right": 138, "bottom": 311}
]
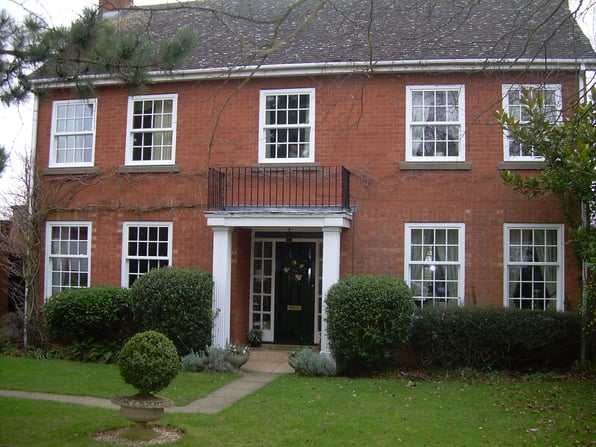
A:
[{"left": 274, "top": 242, "right": 316, "bottom": 344}]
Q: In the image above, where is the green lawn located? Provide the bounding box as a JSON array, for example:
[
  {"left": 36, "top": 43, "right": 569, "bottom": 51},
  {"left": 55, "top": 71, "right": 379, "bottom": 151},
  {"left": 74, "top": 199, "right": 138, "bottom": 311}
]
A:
[
  {"left": 0, "top": 356, "right": 238, "bottom": 405},
  {"left": 0, "top": 357, "right": 594, "bottom": 446}
]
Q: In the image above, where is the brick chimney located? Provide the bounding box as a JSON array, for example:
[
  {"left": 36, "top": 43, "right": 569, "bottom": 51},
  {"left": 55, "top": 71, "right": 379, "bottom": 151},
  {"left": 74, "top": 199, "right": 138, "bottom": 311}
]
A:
[{"left": 99, "top": 0, "right": 134, "bottom": 13}]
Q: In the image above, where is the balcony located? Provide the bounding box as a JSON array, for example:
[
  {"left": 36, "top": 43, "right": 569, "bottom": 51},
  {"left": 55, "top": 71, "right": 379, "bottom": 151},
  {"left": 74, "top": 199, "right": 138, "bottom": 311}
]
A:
[{"left": 208, "top": 166, "right": 351, "bottom": 211}]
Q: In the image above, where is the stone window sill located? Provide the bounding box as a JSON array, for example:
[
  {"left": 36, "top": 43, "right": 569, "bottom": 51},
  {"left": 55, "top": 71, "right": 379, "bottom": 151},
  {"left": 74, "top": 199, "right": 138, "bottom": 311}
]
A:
[{"left": 399, "top": 162, "right": 472, "bottom": 171}]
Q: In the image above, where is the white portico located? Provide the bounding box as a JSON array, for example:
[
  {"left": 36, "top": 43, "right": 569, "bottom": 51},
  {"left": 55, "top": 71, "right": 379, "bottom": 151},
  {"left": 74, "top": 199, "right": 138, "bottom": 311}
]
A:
[{"left": 206, "top": 212, "right": 351, "bottom": 354}]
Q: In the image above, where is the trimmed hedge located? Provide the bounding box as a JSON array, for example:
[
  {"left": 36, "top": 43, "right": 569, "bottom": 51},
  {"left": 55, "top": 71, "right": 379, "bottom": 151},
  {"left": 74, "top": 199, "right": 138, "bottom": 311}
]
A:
[
  {"left": 410, "top": 307, "right": 581, "bottom": 371},
  {"left": 118, "top": 331, "right": 179, "bottom": 395},
  {"left": 326, "top": 275, "right": 415, "bottom": 375},
  {"left": 43, "top": 286, "right": 133, "bottom": 343},
  {"left": 130, "top": 267, "right": 213, "bottom": 356}
]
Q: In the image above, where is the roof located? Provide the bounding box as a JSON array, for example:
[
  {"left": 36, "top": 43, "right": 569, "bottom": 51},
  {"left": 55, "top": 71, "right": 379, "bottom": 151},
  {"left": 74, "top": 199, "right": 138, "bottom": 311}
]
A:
[{"left": 37, "top": 0, "right": 596, "bottom": 85}]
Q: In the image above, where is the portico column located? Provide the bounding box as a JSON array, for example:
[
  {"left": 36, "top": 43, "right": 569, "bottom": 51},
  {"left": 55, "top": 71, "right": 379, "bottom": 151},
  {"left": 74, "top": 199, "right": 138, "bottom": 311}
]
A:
[
  {"left": 211, "top": 226, "right": 232, "bottom": 347},
  {"left": 321, "top": 227, "right": 342, "bottom": 354}
]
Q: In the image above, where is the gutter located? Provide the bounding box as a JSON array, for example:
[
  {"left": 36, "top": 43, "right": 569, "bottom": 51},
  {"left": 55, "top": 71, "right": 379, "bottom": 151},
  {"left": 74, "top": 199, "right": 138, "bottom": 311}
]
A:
[{"left": 31, "top": 58, "right": 596, "bottom": 90}]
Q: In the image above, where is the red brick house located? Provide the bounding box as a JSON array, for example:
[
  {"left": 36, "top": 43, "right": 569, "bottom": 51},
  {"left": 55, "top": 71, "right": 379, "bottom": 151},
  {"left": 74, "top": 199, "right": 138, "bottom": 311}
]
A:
[{"left": 32, "top": 0, "right": 596, "bottom": 353}]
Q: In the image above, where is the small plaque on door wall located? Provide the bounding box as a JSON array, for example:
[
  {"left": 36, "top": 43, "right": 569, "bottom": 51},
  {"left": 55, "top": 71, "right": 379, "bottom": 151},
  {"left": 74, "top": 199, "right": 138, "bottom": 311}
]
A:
[{"left": 287, "top": 305, "right": 302, "bottom": 311}]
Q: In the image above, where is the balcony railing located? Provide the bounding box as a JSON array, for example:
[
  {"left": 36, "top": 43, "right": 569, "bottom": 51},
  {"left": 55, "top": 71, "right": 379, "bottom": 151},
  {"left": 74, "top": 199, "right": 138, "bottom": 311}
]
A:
[{"left": 208, "top": 166, "right": 351, "bottom": 211}]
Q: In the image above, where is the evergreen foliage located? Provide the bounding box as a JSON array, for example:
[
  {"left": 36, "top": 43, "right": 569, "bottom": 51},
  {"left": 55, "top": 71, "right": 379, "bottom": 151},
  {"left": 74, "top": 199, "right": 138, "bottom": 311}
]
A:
[
  {"left": 43, "top": 286, "right": 134, "bottom": 343},
  {"left": 410, "top": 307, "right": 581, "bottom": 370},
  {"left": 0, "top": 7, "right": 196, "bottom": 104},
  {"left": 117, "top": 330, "right": 179, "bottom": 395},
  {"left": 0, "top": 145, "right": 7, "bottom": 174},
  {"left": 326, "top": 275, "right": 415, "bottom": 375},
  {"left": 130, "top": 267, "right": 213, "bottom": 356}
]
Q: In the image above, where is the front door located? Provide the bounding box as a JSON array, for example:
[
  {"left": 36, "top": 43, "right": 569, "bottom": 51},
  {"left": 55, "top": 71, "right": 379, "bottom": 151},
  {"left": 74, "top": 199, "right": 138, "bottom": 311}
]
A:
[{"left": 274, "top": 242, "right": 316, "bottom": 344}]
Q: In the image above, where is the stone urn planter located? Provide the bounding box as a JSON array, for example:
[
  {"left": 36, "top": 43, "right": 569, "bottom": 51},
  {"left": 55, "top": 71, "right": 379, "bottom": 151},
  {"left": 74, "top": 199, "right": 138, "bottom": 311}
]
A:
[
  {"left": 111, "top": 394, "right": 174, "bottom": 427},
  {"left": 226, "top": 344, "right": 251, "bottom": 370},
  {"left": 227, "top": 354, "right": 249, "bottom": 369}
]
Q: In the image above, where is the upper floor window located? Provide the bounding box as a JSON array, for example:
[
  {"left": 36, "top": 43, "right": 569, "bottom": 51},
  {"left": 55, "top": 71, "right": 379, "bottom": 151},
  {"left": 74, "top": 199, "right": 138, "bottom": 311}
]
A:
[
  {"left": 406, "top": 86, "right": 465, "bottom": 162},
  {"left": 502, "top": 84, "right": 561, "bottom": 161},
  {"left": 49, "top": 99, "right": 96, "bottom": 167},
  {"left": 45, "top": 222, "right": 91, "bottom": 297},
  {"left": 121, "top": 222, "right": 172, "bottom": 287},
  {"left": 405, "top": 223, "right": 465, "bottom": 308},
  {"left": 504, "top": 224, "right": 564, "bottom": 311},
  {"left": 259, "top": 88, "right": 315, "bottom": 163},
  {"left": 126, "top": 94, "right": 177, "bottom": 165}
]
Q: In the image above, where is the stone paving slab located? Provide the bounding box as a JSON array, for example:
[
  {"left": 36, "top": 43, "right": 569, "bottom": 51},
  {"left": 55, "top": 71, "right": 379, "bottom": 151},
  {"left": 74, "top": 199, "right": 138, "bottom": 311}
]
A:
[
  {"left": 0, "top": 389, "right": 118, "bottom": 409},
  {"left": 170, "top": 372, "right": 279, "bottom": 414},
  {"left": 0, "top": 372, "right": 282, "bottom": 415}
]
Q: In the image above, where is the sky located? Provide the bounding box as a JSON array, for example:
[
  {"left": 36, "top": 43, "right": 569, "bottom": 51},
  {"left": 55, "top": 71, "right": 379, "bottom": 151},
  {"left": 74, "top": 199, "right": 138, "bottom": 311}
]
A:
[{"left": 0, "top": 0, "right": 594, "bottom": 213}]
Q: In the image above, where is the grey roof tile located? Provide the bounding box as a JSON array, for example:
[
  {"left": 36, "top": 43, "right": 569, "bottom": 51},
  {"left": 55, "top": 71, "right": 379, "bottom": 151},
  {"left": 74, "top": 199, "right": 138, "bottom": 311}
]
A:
[{"left": 111, "top": 0, "right": 595, "bottom": 70}]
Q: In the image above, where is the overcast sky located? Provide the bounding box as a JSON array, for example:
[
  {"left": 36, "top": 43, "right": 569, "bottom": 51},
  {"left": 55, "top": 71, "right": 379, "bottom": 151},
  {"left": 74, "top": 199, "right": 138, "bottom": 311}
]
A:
[{"left": 0, "top": 0, "right": 594, "bottom": 212}]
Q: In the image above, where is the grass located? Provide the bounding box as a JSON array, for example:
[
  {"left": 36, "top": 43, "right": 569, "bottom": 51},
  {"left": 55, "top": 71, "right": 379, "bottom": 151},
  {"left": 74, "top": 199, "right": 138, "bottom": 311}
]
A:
[
  {"left": 0, "top": 357, "right": 594, "bottom": 446},
  {"left": 0, "top": 356, "right": 238, "bottom": 405}
]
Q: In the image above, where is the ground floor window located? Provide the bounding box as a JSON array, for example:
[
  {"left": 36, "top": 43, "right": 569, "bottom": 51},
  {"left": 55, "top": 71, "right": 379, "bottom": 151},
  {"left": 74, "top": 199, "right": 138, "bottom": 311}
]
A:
[
  {"left": 122, "top": 222, "right": 172, "bottom": 287},
  {"left": 45, "top": 222, "right": 91, "bottom": 297},
  {"left": 405, "top": 223, "right": 465, "bottom": 308},
  {"left": 504, "top": 224, "right": 563, "bottom": 310}
]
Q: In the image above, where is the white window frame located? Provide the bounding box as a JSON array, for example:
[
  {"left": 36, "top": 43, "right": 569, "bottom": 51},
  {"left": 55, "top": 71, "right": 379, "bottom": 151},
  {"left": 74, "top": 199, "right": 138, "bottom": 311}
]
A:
[
  {"left": 503, "top": 224, "right": 565, "bottom": 311},
  {"left": 404, "top": 223, "right": 465, "bottom": 308},
  {"left": 501, "top": 84, "right": 562, "bottom": 161},
  {"left": 406, "top": 85, "right": 465, "bottom": 162},
  {"left": 45, "top": 221, "right": 92, "bottom": 298},
  {"left": 121, "top": 222, "right": 173, "bottom": 287},
  {"left": 125, "top": 94, "right": 178, "bottom": 166},
  {"left": 258, "top": 88, "right": 315, "bottom": 164},
  {"left": 49, "top": 99, "right": 97, "bottom": 168}
]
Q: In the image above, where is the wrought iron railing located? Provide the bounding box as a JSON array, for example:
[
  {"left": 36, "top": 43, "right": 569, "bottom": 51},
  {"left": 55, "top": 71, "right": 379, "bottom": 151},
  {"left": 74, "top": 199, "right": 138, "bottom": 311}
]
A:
[{"left": 208, "top": 166, "right": 350, "bottom": 211}]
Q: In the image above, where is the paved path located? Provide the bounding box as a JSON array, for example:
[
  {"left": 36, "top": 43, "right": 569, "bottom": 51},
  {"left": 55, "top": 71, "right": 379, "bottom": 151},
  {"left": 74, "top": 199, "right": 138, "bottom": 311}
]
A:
[{"left": 0, "top": 371, "right": 281, "bottom": 414}]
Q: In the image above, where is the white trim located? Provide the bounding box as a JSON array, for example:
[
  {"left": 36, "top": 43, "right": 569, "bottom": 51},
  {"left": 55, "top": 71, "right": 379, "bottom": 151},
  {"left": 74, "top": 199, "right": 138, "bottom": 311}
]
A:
[
  {"left": 258, "top": 88, "right": 316, "bottom": 164},
  {"left": 404, "top": 222, "right": 466, "bottom": 307},
  {"left": 31, "top": 59, "right": 596, "bottom": 89},
  {"left": 405, "top": 85, "right": 466, "bottom": 162},
  {"left": 205, "top": 212, "right": 351, "bottom": 229},
  {"left": 121, "top": 221, "right": 173, "bottom": 287},
  {"left": 49, "top": 98, "right": 97, "bottom": 168},
  {"left": 125, "top": 93, "right": 178, "bottom": 166},
  {"left": 502, "top": 223, "right": 565, "bottom": 311},
  {"left": 44, "top": 221, "right": 92, "bottom": 299},
  {"left": 501, "top": 84, "right": 562, "bottom": 161},
  {"left": 321, "top": 228, "right": 341, "bottom": 354},
  {"left": 212, "top": 227, "right": 232, "bottom": 347}
]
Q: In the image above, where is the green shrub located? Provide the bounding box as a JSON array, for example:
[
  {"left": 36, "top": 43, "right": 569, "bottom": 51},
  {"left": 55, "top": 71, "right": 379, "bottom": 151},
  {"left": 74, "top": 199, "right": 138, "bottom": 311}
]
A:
[
  {"left": 43, "top": 286, "right": 133, "bottom": 343},
  {"left": 288, "top": 348, "right": 336, "bottom": 376},
  {"left": 326, "top": 275, "right": 415, "bottom": 374},
  {"left": 117, "top": 331, "right": 179, "bottom": 395},
  {"left": 180, "top": 346, "right": 234, "bottom": 373},
  {"left": 130, "top": 267, "right": 213, "bottom": 356},
  {"left": 0, "top": 313, "right": 22, "bottom": 345},
  {"left": 58, "top": 338, "right": 122, "bottom": 363},
  {"left": 410, "top": 307, "right": 581, "bottom": 371}
]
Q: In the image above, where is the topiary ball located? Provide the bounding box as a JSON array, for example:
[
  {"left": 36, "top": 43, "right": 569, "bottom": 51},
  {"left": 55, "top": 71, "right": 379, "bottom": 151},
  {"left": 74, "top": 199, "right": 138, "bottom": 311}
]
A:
[{"left": 118, "top": 331, "right": 180, "bottom": 395}]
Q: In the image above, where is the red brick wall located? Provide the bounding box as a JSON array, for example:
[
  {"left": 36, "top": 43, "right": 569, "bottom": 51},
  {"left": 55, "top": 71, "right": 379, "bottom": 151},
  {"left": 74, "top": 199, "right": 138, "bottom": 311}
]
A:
[
  {"left": 230, "top": 229, "right": 252, "bottom": 344},
  {"left": 35, "top": 70, "right": 582, "bottom": 310}
]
